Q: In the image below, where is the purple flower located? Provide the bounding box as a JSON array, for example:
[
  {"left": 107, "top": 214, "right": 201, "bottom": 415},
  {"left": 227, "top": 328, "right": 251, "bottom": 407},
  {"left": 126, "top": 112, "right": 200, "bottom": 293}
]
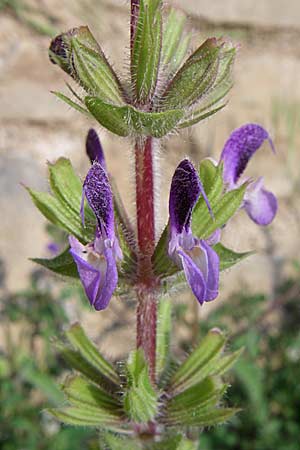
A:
[
  {"left": 69, "top": 162, "right": 122, "bottom": 310},
  {"left": 168, "top": 159, "right": 219, "bottom": 304},
  {"left": 220, "top": 123, "right": 277, "bottom": 226},
  {"left": 86, "top": 128, "right": 106, "bottom": 169}
]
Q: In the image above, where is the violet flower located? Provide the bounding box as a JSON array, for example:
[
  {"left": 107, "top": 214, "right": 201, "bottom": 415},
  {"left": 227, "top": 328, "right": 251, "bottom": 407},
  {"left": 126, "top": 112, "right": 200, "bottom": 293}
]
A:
[
  {"left": 69, "top": 162, "right": 122, "bottom": 310},
  {"left": 86, "top": 128, "right": 106, "bottom": 169},
  {"left": 220, "top": 123, "right": 278, "bottom": 226},
  {"left": 168, "top": 159, "right": 219, "bottom": 304}
]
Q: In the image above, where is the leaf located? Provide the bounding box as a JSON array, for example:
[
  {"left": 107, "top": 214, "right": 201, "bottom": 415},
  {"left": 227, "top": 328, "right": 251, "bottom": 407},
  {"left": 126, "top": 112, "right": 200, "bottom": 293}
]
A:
[
  {"left": 156, "top": 296, "right": 172, "bottom": 376},
  {"left": 52, "top": 91, "right": 90, "bottom": 115},
  {"left": 167, "top": 377, "right": 219, "bottom": 412},
  {"left": 62, "top": 375, "right": 121, "bottom": 411},
  {"left": 152, "top": 224, "right": 179, "bottom": 278},
  {"left": 131, "top": 0, "right": 162, "bottom": 103},
  {"left": 48, "top": 157, "right": 95, "bottom": 231},
  {"left": 85, "top": 97, "right": 184, "bottom": 138},
  {"left": 66, "top": 323, "right": 119, "bottom": 384},
  {"left": 85, "top": 97, "right": 131, "bottom": 137},
  {"left": 130, "top": 107, "right": 184, "bottom": 138},
  {"left": 26, "top": 188, "right": 91, "bottom": 243},
  {"left": 124, "top": 349, "right": 158, "bottom": 423},
  {"left": 50, "top": 26, "right": 125, "bottom": 105},
  {"left": 31, "top": 246, "right": 78, "bottom": 278},
  {"left": 210, "top": 347, "right": 244, "bottom": 377},
  {"left": 151, "top": 435, "right": 196, "bottom": 450},
  {"left": 57, "top": 343, "right": 110, "bottom": 387},
  {"left": 178, "top": 103, "right": 226, "bottom": 129},
  {"left": 170, "top": 329, "right": 226, "bottom": 391},
  {"left": 214, "top": 243, "right": 254, "bottom": 271},
  {"left": 161, "top": 9, "right": 190, "bottom": 75},
  {"left": 194, "top": 46, "right": 236, "bottom": 114},
  {"left": 101, "top": 433, "right": 141, "bottom": 450},
  {"left": 192, "top": 183, "right": 247, "bottom": 239},
  {"left": 162, "top": 38, "right": 221, "bottom": 110},
  {"left": 47, "top": 407, "right": 122, "bottom": 428},
  {"left": 164, "top": 407, "right": 240, "bottom": 427},
  {"left": 192, "top": 161, "right": 224, "bottom": 231}
]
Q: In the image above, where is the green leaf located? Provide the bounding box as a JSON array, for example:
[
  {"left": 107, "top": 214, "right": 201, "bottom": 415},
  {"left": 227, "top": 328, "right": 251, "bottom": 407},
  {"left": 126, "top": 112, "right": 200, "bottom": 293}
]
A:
[
  {"left": 124, "top": 349, "right": 158, "bottom": 423},
  {"left": 178, "top": 102, "right": 226, "bottom": 129},
  {"left": 164, "top": 407, "right": 239, "bottom": 427},
  {"left": 57, "top": 343, "right": 111, "bottom": 387},
  {"left": 52, "top": 91, "right": 90, "bottom": 115},
  {"left": 200, "top": 159, "right": 224, "bottom": 201},
  {"left": 152, "top": 224, "right": 179, "bottom": 278},
  {"left": 48, "top": 157, "right": 95, "bottom": 230},
  {"left": 167, "top": 377, "right": 219, "bottom": 412},
  {"left": 178, "top": 43, "right": 236, "bottom": 128},
  {"left": 170, "top": 329, "right": 226, "bottom": 391},
  {"left": 85, "top": 97, "right": 131, "bottom": 137},
  {"left": 161, "top": 9, "right": 191, "bottom": 75},
  {"left": 66, "top": 323, "right": 119, "bottom": 384},
  {"left": 214, "top": 243, "right": 254, "bottom": 271},
  {"left": 101, "top": 433, "right": 141, "bottom": 450},
  {"left": 194, "top": 45, "right": 236, "bottom": 114},
  {"left": 131, "top": 0, "right": 162, "bottom": 103},
  {"left": 210, "top": 347, "right": 244, "bottom": 377},
  {"left": 50, "top": 26, "right": 125, "bottom": 105},
  {"left": 62, "top": 375, "right": 121, "bottom": 411},
  {"left": 130, "top": 107, "right": 184, "bottom": 138},
  {"left": 192, "top": 183, "right": 247, "bottom": 239},
  {"left": 31, "top": 246, "right": 78, "bottom": 278},
  {"left": 26, "top": 188, "right": 91, "bottom": 243},
  {"left": 162, "top": 38, "right": 221, "bottom": 110},
  {"left": 156, "top": 295, "right": 172, "bottom": 377},
  {"left": 85, "top": 97, "right": 184, "bottom": 138},
  {"left": 47, "top": 407, "right": 122, "bottom": 428},
  {"left": 151, "top": 435, "right": 196, "bottom": 450}
]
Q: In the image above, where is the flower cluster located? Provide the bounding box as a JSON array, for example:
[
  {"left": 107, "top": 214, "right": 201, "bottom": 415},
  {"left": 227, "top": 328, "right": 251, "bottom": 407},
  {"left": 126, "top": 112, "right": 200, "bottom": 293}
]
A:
[{"left": 67, "top": 123, "right": 277, "bottom": 310}]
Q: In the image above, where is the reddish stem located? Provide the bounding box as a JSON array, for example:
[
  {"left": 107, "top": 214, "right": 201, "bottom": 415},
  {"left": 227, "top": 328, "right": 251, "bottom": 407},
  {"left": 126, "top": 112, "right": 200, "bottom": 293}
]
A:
[
  {"left": 135, "top": 136, "right": 158, "bottom": 383},
  {"left": 136, "top": 285, "right": 158, "bottom": 383},
  {"left": 135, "top": 136, "right": 156, "bottom": 258}
]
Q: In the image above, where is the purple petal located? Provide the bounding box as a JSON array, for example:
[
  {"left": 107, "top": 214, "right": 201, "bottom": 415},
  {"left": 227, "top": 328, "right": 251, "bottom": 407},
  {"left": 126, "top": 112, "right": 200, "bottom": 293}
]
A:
[
  {"left": 86, "top": 128, "right": 106, "bottom": 169},
  {"left": 198, "top": 240, "right": 219, "bottom": 301},
  {"left": 69, "top": 235, "right": 117, "bottom": 310},
  {"left": 83, "top": 162, "right": 114, "bottom": 238},
  {"left": 220, "top": 124, "right": 274, "bottom": 188},
  {"left": 93, "top": 245, "right": 118, "bottom": 310},
  {"left": 177, "top": 241, "right": 219, "bottom": 304},
  {"left": 169, "top": 159, "right": 212, "bottom": 234},
  {"left": 69, "top": 236, "right": 102, "bottom": 307},
  {"left": 244, "top": 178, "right": 278, "bottom": 226},
  {"left": 178, "top": 249, "right": 207, "bottom": 304}
]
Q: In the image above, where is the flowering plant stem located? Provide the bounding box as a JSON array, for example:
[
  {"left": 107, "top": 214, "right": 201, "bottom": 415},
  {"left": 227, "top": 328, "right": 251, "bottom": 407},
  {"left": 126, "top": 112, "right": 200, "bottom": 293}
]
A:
[{"left": 135, "top": 136, "right": 159, "bottom": 384}]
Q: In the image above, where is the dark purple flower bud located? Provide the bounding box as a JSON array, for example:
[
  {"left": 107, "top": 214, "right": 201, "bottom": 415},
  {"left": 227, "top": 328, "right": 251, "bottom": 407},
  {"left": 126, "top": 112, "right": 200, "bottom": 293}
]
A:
[
  {"left": 220, "top": 123, "right": 277, "bottom": 226},
  {"left": 86, "top": 129, "right": 106, "bottom": 169},
  {"left": 49, "top": 28, "right": 77, "bottom": 76},
  {"left": 70, "top": 162, "right": 122, "bottom": 310},
  {"left": 168, "top": 159, "right": 219, "bottom": 305},
  {"left": 83, "top": 162, "right": 114, "bottom": 238},
  {"left": 169, "top": 159, "right": 212, "bottom": 234}
]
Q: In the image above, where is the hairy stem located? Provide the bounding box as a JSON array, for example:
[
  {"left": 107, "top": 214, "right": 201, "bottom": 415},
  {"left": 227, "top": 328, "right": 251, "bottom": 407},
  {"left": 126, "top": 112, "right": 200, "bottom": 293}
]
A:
[
  {"left": 135, "top": 136, "right": 158, "bottom": 382},
  {"left": 135, "top": 136, "right": 156, "bottom": 258},
  {"left": 130, "top": 0, "right": 140, "bottom": 51}
]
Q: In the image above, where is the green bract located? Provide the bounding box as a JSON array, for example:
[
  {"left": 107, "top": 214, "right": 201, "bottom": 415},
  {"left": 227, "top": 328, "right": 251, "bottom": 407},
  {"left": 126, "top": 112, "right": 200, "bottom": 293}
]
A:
[
  {"left": 49, "top": 9, "right": 236, "bottom": 138},
  {"left": 48, "top": 324, "right": 241, "bottom": 437}
]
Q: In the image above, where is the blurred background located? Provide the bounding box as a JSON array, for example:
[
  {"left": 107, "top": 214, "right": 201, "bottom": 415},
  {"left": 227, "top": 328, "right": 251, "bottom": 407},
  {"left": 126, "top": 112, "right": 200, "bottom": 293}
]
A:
[{"left": 0, "top": 1, "right": 300, "bottom": 449}]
